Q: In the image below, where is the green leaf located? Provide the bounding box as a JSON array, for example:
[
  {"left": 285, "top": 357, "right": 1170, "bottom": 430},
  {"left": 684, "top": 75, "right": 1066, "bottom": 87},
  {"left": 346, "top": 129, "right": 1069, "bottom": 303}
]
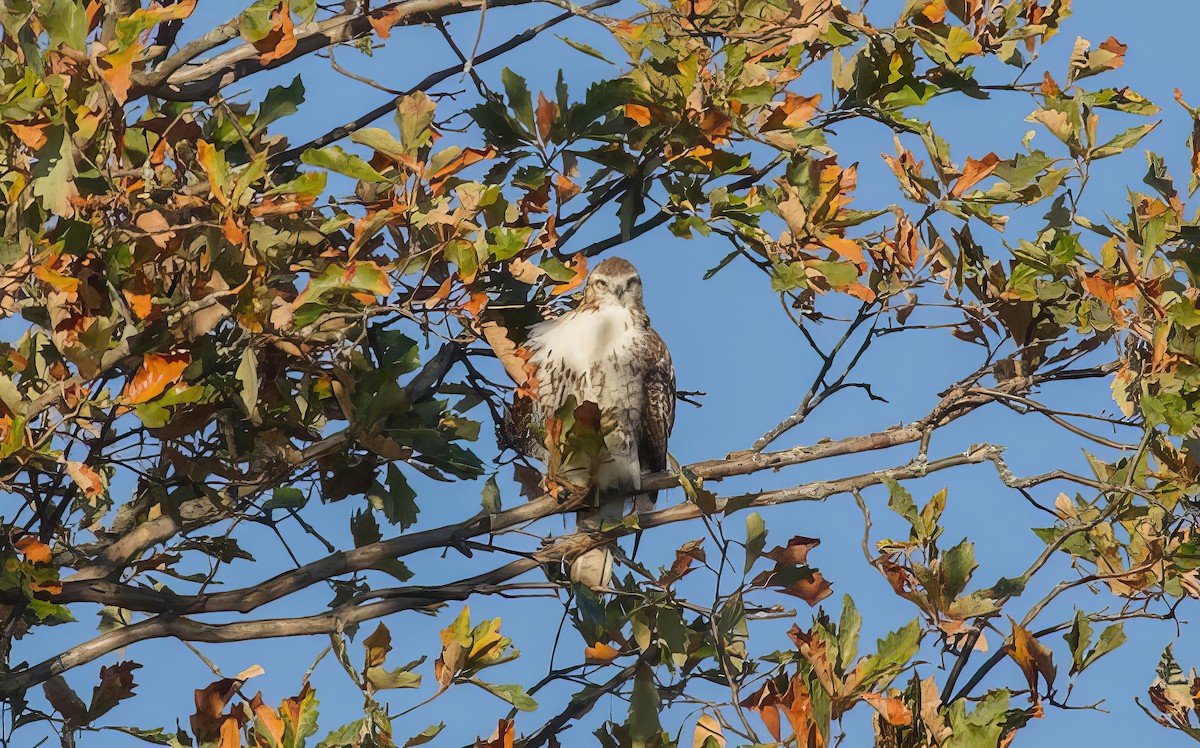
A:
[
  {"left": 351, "top": 508, "right": 381, "bottom": 547},
  {"left": 556, "top": 35, "right": 614, "bottom": 63},
  {"left": 883, "top": 477, "right": 918, "bottom": 525},
  {"left": 239, "top": 0, "right": 277, "bottom": 42},
  {"left": 1083, "top": 623, "right": 1126, "bottom": 671},
  {"left": 403, "top": 723, "right": 446, "bottom": 747},
  {"left": 258, "top": 76, "right": 305, "bottom": 130},
  {"left": 942, "top": 539, "right": 976, "bottom": 600},
  {"left": 40, "top": 0, "right": 87, "bottom": 50},
  {"left": 268, "top": 171, "right": 326, "bottom": 198},
  {"left": 856, "top": 619, "right": 921, "bottom": 690},
  {"left": 282, "top": 686, "right": 320, "bottom": 748},
  {"left": 838, "top": 595, "right": 861, "bottom": 667},
  {"left": 379, "top": 464, "right": 418, "bottom": 529},
  {"left": 294, "top": 261, "right": 392, "bottom": 311},
  {"left": 236, "top": 347, "right": 259, "bottom": 420},
  {"left": 486, "top": 226, "right": 533, "bottom": 261},
  {"left": 316, "top": 720, "right": 366, "bottom": 748},
  {"left": 481, "top": 475, "right": 501, "bottom": 514},
  {"left": 29, "top": 598, "right": 75, "bottom": 622},
  {"left": 31, "top": 125, "right": 77, "bottom": 218},
  {"left": 471, "top": 680, "right": 538, "bottom": 711},
  {"left": 1090, "top": 121, "right": 1159, "bottom": 159},
  {"left": 365, "top": 665, "right": 421, "bottom": 691},
  {"left": 396, "top": 91, "right": 437, "bottom": 151},
  {"left": 264, "top": 487, "right": 307, "bottom": 511},
  {"left": 628, "top": 663, "right": 662, "bottom": 746},
  {"left": 110, "top": 727, "right": 176, "bottom": 745},
  {"left": 300, "top": 146, "right": 389, "bottom": 183},
  {"left": 745, "top": 512, "right": 766, "bottom": 574},
  {"left": 501, "top": 68, "right": 534, "bottom": 129},
  {"left": 350, "top": 127, "right": 409, "bottom": 163},
  {"left": 372, "top": 330, "right": 419, "bottom": 372}
]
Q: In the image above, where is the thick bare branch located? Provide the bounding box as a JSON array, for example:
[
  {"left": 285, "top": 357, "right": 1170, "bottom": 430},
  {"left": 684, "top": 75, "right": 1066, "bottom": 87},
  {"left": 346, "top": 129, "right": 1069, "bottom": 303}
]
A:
[
  {"left": 142, "top": 0, "right": 544, "bottom": 101},
  {"left": 0, "top": 560, "right": 536, "bottom": 695}
]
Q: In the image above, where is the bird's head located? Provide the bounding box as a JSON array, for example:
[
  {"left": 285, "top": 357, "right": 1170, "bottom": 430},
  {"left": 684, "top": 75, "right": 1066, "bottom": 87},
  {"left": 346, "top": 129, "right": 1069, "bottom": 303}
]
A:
[{"left": 581, "top": 256, "right": 644, "bottom": 310}]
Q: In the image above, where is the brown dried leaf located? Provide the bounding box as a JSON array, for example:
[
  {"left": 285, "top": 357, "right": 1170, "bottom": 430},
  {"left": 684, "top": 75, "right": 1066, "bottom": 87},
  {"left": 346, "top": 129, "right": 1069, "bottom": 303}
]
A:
[
  {"left": 65, "top": 461, "right": 106, "bottom": 498},
  {"left": 1007, "top": 618, "right": 1056, "bottom": 698}
]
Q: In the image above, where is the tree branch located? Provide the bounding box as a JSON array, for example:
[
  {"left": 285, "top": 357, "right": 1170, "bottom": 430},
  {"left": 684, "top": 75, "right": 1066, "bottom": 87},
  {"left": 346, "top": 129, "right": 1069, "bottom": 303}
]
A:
[
  {"left": 142, "top": 0, "right": 543, "bottom": 102},
  {"left": 272, "top": 0, "right": 616, "bottom": 163}
]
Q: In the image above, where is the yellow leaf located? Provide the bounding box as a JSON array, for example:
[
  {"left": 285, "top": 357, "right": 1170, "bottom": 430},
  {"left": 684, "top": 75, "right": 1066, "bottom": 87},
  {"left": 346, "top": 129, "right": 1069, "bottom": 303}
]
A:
[
  {"left": 943, "top": 26, "right": 982, "bottom": 63},
  {"left": 99, "top": 42, "right": 142, "bottom": 104},
  {"left": 693, "top": 714, "right": 726, "bottom": 747}
]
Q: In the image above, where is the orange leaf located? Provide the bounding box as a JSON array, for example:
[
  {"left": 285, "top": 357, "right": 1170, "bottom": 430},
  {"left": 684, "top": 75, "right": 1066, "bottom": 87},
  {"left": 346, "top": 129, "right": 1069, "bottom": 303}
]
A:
[
  {"left": 821, "top": 235, "right": 866, "bottom": 267},
  {"left": 698, "top": 108, "right": 732, "bottom": 142},
  {"left": 625, "top": 103, "right": 652, "bottom": 126},
  {"left": 254, "top": 2, "right": 297, "bottom": 64},
  {"left": 123, "top": 291, "right": 154, "bottom": 320},
  {"left": 430, "top": 146, "right": 497, "bottom": 195},
  {"left": 1041, "top": 72, "right": 1061, "bottom": 98},
  {"left": 862, "top": 692, "right": 914, "bottom": 726},
  {"left": 121, "top": 352, "right": 190, "bottom": 405},
  {"left": 536, "top": 92, "right": 557, "bottom": 143},
  {"left": 584, "top": 641, "right": 620, "bottom": 663},
  {"left": 33, "top": 266, "right": 80, "bottom": 300},
  {"left": 252, "top": 699, "right": 285, "bottom": 745},
  {"left": 99, "top": 42, "right": 142, "bottom": 104},
  {"left": 474, "top": 719, "right": 514, "bottom": 748},
  {"left": 920, "top": 0, "right": 947, "bottom": 22},
  {"left": 462, "top": 292, "right": 489, "bottom": 318},
  {"left": 368, "top": 6, "right": 404, "bottom": 38},
  {"left": 554, "top": 173, "right": 581, "bottom": 202},
  {"left": 218, "top": 716, "right": 241, "bottom": 748},
  {"left": 7, "top": 122, "right": 48, "bottom": 150},
  {"left": 551, "top": 254, "right": 588, "bottom": 296},
  {"left": 761, "top": 93, "right": 821, "bottom": 131},
  {"left": 1098, "top": 36, "right": 1127, "bottom": 70},
  {"left": 15, "top": 536, "right": 52, "bottom": 564},
  {"left": 950, "top": 153, "right": 1001, "bottom": 197},
  {"left": 843, "top": 280, "right": 877, "bottom": 302}
]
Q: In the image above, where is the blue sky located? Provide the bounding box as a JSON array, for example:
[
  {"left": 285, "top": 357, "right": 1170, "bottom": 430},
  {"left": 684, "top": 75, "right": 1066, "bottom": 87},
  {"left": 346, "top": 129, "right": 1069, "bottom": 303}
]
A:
[{"left": 12, "top": 1, "right": 1200, "bottom": 746}]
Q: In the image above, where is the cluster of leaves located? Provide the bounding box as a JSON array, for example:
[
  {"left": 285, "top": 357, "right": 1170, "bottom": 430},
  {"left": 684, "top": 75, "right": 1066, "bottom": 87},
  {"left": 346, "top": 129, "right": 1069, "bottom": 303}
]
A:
[{"left": 8, "top": 0, "right": 1200, "bottom": 746}]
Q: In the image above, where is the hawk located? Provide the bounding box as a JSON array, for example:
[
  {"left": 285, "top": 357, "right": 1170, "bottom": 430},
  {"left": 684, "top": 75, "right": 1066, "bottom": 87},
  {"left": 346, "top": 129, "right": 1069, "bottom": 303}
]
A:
[{"left": 523, "top": 257, "right": 676, "bottom": 588}]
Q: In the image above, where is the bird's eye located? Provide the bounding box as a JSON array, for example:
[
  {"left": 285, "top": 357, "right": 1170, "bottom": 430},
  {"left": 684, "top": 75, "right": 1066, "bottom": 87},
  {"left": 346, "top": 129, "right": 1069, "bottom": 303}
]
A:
[{"left": 592, "top": 279, "right": 607, "bottom": 289}]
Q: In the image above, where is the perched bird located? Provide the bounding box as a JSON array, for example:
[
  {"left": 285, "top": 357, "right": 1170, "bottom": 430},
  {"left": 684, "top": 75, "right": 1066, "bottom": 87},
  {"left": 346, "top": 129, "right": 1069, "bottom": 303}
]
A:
[{"left": 523, "top": 257, "right": 676, "bottom": 588}]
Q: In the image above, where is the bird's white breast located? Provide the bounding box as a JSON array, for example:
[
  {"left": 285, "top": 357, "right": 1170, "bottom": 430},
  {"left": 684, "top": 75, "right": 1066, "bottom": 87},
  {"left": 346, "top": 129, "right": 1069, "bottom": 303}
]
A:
[{"left": 528, "top": 306, "right": 641, "bottom": 405}]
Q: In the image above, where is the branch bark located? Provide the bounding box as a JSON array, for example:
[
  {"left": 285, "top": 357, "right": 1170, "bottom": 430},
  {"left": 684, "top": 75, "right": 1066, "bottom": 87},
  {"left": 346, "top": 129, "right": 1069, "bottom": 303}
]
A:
[{"left": 139, "top": 0, "right": 549, "bottom": 101}]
